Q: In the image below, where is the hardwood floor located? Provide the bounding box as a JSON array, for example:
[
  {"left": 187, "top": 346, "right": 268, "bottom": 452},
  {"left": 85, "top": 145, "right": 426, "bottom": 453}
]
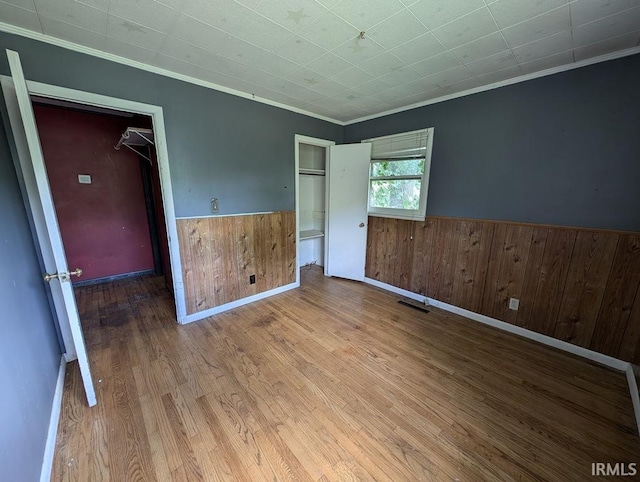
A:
[{"left": 53, "top": 267, "right": 639, "bottom": 481}]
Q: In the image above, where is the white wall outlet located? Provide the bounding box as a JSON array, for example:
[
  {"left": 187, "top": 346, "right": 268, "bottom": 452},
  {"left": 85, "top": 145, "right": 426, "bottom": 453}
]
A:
[
  {"left": 509, "top": 298, "right": 520, "bottom": 311},
  {"left": 78, "top": 174, "right": 92, "bottom": 184}
]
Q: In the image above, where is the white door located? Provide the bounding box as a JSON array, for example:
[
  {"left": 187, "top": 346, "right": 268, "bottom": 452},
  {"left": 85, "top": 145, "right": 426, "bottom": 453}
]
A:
[
  {"left": 325, "top": 143, "right": 372, "bottom": 281},
  {"left": 2, "top": 49, "right": 96, "bottom": 407}
]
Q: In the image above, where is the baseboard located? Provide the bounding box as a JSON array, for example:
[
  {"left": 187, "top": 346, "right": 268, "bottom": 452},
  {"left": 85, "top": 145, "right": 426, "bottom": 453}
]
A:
[
  {"left": 40, "top": 356, "right": 66, "bottom": 482},
  {"left": 181, "top": 282, "right": 298, "bottom": 324},
  {"left": 625, "top": 366, "right": 640, "bottom": 436},
  {"left": 363, "top": 277, "right": 640, "bottom": 436}
]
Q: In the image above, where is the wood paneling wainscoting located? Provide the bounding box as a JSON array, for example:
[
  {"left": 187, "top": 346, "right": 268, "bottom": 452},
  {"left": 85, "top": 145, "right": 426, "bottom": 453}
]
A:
[
  {"left": 177, "top": 212, "right": 296, "bottom": 315},
  {"left": 366, "top": 216, "right": 640, "bottom": 364}
]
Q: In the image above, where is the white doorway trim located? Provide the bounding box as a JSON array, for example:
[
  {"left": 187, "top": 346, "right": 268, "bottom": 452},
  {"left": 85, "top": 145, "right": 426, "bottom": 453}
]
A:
[
  {"left": 3, "top": 77, "right": 187, "bottom": 323},
  {"left": 294, "top": 134, "right": 335, "bottom": 286}
]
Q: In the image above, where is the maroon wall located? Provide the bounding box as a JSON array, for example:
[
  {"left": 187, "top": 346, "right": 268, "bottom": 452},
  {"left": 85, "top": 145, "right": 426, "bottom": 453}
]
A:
[{"left": 34, "top": 104, "right": 154, "bottom": 282}]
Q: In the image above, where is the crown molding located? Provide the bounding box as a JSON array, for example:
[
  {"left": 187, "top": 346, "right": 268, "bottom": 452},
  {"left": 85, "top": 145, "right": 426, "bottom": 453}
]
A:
[
  {"left": 0, "top": 21, "right": 345, "bottom": 126},
  {"left": 345, "top": 45, "right": 640, "bottom": 125}
]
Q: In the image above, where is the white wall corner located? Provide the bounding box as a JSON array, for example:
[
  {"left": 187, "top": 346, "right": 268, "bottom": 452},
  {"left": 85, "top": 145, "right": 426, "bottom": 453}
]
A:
[
  {"left": 40, "top": 356, "right": 66, "bottom": 482},
  {"left": 625, "top": 365, "right": 640, "bottom": 437}
]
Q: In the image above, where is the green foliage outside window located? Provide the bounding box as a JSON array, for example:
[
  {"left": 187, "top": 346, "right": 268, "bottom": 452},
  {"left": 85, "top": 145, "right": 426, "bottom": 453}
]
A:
[{"left": 369, "top": 159, "right": 425, "bottom": 210}]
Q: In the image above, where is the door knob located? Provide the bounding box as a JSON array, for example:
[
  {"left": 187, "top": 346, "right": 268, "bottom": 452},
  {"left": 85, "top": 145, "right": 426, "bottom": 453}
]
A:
[
  {"left": 359, "top": 222, "right": 365, "bottom": 228},
  {"left": 69, "top": 268, "right": 83, "bottom": 278}
]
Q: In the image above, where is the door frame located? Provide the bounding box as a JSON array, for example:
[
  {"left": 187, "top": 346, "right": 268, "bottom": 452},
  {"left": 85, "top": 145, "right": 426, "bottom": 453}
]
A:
[
  {"left": 294, "top": 134, "right": 335, "bottom": 286},
  {"left": 1, "top": 76, "right": 188, "bottom": 329}
]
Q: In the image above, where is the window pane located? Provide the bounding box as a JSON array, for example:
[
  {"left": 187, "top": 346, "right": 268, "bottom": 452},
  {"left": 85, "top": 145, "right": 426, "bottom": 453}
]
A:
[
  {"left": 369, "top": 179, "right": 422, "bottom": 209},
  {"left": 371, "top": 159, "right": 425, "bottom": 177}
]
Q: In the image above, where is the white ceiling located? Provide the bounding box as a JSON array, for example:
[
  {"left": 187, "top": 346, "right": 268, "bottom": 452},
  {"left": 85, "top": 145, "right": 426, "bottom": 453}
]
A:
[{"left": 0, "top": 0, "right": 639, "bottom": 123}]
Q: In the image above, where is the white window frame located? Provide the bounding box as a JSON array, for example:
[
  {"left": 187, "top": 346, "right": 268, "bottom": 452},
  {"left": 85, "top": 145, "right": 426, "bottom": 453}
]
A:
[{"left": 363, "top": 127, "right": 434, "bottom": 222}]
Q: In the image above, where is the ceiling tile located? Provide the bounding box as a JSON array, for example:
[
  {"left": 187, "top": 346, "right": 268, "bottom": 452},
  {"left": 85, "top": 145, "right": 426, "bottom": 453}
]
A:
[
  {"left": 440, "top": 76, "right": 481, "bottom": 93},
  {"left": 365, "top": 9, "right": 428, "bottom": 50},
  {"left": 428, "top": 64, "right": 474, "bottom": 86},
  {"left": 411, "top": 52, "right": 461, "bottom": 75},
  {"left": 286, "top": 67, "right": 328, "bottom": 86},
  {"left": 154, "top": 52, "right": 215, "bottom": 79},
  {"left": 488, "top": 0, "right": 566, "bottom": 29},
  {"left": 574, "top": 30, "right": 640, "bottom": 61},
  {"left": 298, "top": 11, "right": 359, "bottom": 50},
  {"left": 106, "top": 15, "right": 166, "bottom": 50},
  {"left": 519, "top": 50, "right": 574, "bottom": 73},
  {"left": 222, "top": 40, "right": 301, "bottom": 76},
  {"left": 182, "top": 0, "right": 294, "bottom": 50},
  {"left": 34, "top": 0, "right": 107, "bottom": 32},
  {"left": 501, "top": 6, "right": 570, "bottom": 47},
  {"left": 378, "top": 65, "right": 423, "bottom": 86},
  {"left": 254, "top": 0, "right": 327, "bottom": 33},
  {"left": 155, "top": 0, "right": 185, "bottom": 8},
  {"left": 396, "top": 77, "right": 439, "bottom": 96},
  {"left": 331, "top": 36, "right": 386, "bottom": 65},
  {"left": 408, "top": 0, "right": 485, "bottom": 31},
  {"left": 570, "top": 0, "right": 640, "bottom": 27},
  {"left": 3, "top": 0, "right": 35, "bottom": 10},
  {"left": 512, "top": 30, "right": 572, "bottom": 63},
  {"left": 389, "top": 33, "right": 446, "bottom": 64},
  {"left": 105, "top": 36, "right": 157, "bottom": 64},
  {"left": 572, "top": 6, "right": 640, "bottom": 47},
  {"left": 349, "top": 95, "right": 386, "bottom": 111},
  {"left": 331, "top": 0, "right": 405, "bottom": 31},
  {"left": 306, "top": 52, "right": 353, "bottom": 76},
  {"left": 464, "top": 49, "right": 517, "bottom": 75},
  {"left": 358, "top": 52, "right": 404, "bottom": 76},
  {"left": 374, "top": 86, "right": 410, "bottom": 103},
  {"left": 40, "top": 15, "right": 105, "bottom": 48},
  {"left": 0, "top": 2, "right": 41, "bottom": 31},
  {"left": 169, "top": 15, "right": 233, "bottom": 53},
  {"left": 307, "top": 77, "right": 348, "bottom": 96},
  {"left": 76, "top": 0, "right": 108, "bottom": 10},
  {"left": 476, "top": 64, "right": 523, "bottom": 84},
  {"left": 354, "top": 78, "right": 393, "bottom": 96},
  {"left": 161, "top": 37, "right": 249, "bottom": 77},
  {"left": 272, "top": 36, "right": 328, "bottom": 66},
  {"left": 330, "top": 66, "right": 374, "bottom": 86},
  {"left": 431, "top": 7, "right": 499, "bottom": 49},
  {"left": 108, "top": 0, "right": 180, "bottom": 34},
  {"left": 450, "top": 32, "right": 509, "bottom": 62}
]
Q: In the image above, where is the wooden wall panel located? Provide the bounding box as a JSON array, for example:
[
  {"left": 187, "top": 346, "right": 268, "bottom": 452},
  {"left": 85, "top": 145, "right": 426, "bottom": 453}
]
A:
[
  {"left": 519, "top": 228, "right": 576, "bottom": 336},
  {"left": 553, "top": 231, "right": 618, "bottom": 346},
  {"left": 178, "top": 212, "right": 296, "bottom": 315},
  {"left": 481, "top": 224, "right": 533, "bottom": 325},
  {"left": 408, "top": 218, "right": 435, "bottom": 296},
  {"left": 590, "top": 234, "right": 640, "bottom": 357},
  {"left": 449, "top": 220, "right": 494, "bottom": 313},
  {"left": 366, "top": 215, "right": 640, "bottom": 363}
]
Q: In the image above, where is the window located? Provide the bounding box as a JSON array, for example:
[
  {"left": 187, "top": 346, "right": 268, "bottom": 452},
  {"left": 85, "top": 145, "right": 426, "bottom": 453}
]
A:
[{"left": 363, "top": 128, "right": 433, "bottom": 221}]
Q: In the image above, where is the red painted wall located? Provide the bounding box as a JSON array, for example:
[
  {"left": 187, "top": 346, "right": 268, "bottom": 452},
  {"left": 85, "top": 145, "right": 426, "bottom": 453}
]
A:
[{"left": 34, "top": 104, "right": 154, "bottom": 282}]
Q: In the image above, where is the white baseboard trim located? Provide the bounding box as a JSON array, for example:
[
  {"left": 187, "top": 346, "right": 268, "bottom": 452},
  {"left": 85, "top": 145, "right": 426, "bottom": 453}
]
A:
[
  {"left": 40, "top": 356, "right": 66, "bottom": 482},
  {"left": 181, "top": 282, "right": 299, "bottom": 324},
  {"left": 364, "top": 277, "right": 427, "bottom": 304},
  {"left": 625, "top": 365, "right": 640, "bottom": 436},
  {"left": 363, "top": 277, "right": 640, "bottom": 435}
]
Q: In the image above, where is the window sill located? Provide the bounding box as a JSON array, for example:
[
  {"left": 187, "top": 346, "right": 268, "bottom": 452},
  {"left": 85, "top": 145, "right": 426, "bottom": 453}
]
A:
[{"left": 368, "top": 212, "right": 426, "bottom": 222}]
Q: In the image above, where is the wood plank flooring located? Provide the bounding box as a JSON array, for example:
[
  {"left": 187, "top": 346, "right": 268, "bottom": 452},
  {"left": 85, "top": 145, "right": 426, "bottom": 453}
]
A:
[{"left": 53, "top": 268, "right": 639, "bottom": 481}]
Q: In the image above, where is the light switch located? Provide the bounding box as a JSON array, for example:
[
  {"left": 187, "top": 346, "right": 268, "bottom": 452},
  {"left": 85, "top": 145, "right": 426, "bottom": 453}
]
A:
[
  {"left": 78, "top": 174, "right": 92, "bottom": 184},
  {"left": 211, "top": 198, "right": 219, "bottom": 213}
]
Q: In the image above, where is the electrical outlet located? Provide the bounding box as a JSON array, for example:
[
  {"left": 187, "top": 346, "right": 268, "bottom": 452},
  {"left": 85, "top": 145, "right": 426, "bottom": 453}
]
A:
[
  {"left": 249, "top": 274, "right": 256, "bottom": 284},
  {"left": 509, "top": 298, "right": 520, "bottom": 311}
]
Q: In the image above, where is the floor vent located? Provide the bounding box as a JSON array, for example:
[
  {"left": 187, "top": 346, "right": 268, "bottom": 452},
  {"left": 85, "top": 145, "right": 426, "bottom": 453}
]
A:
[{"left": 398, "top": 299, "right": 430, "bottom": 314}]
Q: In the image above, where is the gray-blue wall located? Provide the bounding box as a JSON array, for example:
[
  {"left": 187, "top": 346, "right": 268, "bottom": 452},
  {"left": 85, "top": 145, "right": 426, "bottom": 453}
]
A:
[
  {"left": 345, "top": 54, "right": 640, "bottom": 232},
  {"left": 0, "top": 31, "right": 344, "bottom": 217},
  {"left": 0, "top": 106, "right": 61, "bottom": 482}
]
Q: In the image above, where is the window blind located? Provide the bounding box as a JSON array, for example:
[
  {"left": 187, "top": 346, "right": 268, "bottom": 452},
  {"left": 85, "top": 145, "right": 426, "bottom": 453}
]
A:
[{"left": 365, "top": 128, "right": 429, "bottom": 160}]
